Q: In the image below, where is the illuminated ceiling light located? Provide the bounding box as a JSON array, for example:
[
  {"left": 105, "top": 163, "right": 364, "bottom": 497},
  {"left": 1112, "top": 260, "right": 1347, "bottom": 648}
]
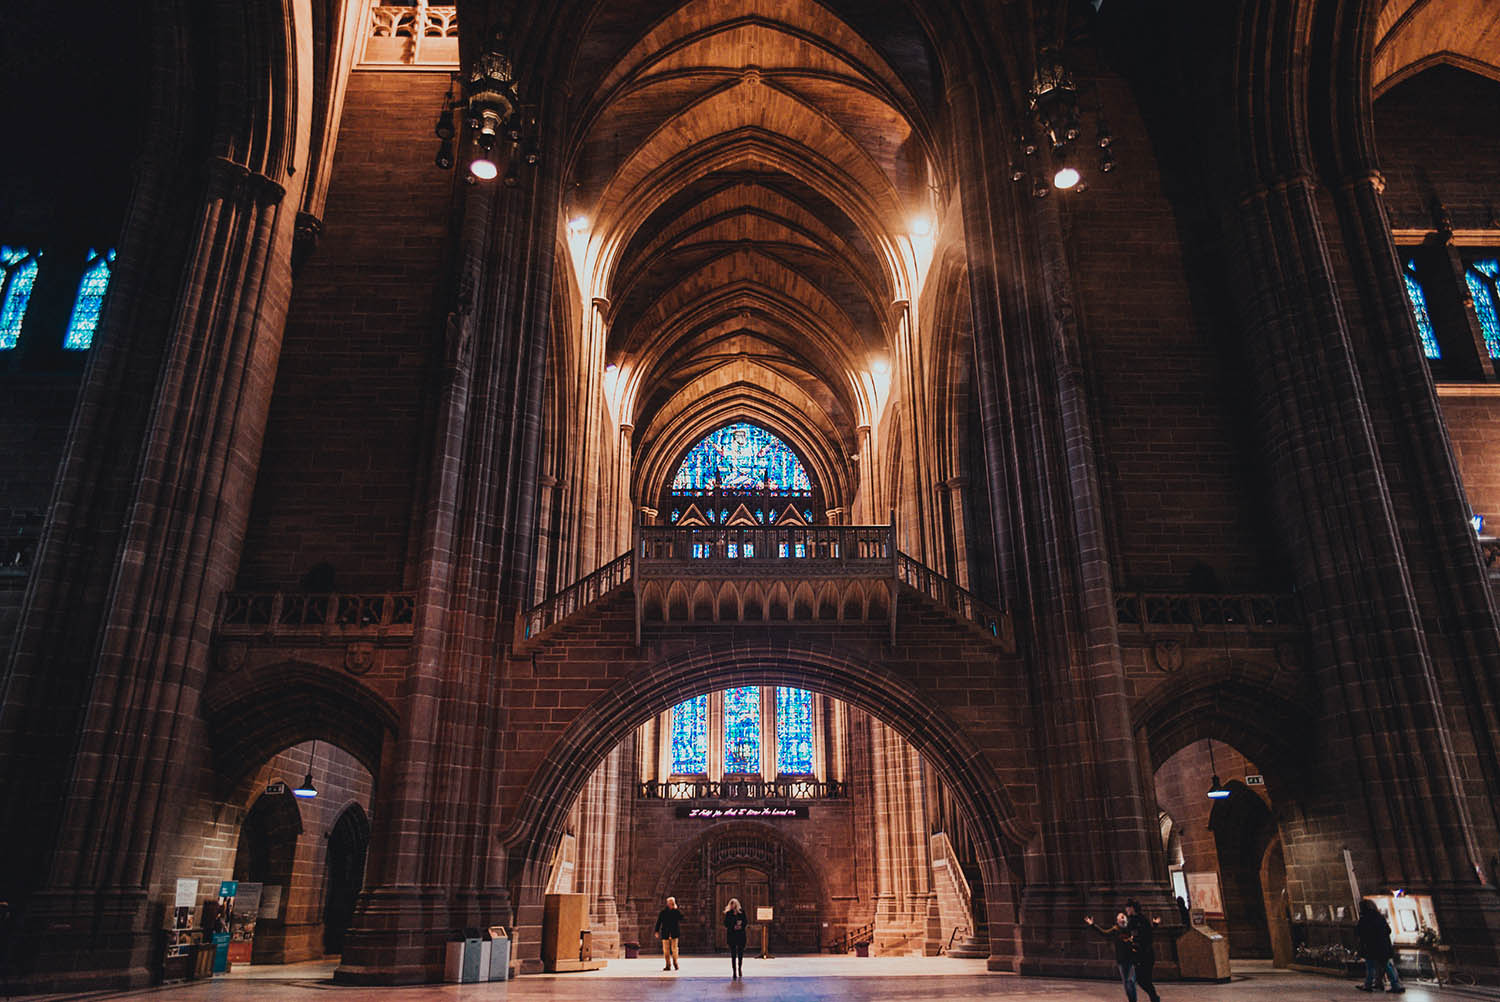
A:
[
  {"left": 605, "top": 363, "right": 618, "bottom": 376},
  {"left": 911, "top": 216, "right": 932, "bottom": 237},
  {"left": 1207, "top": 776, "right": 1230, "bottom": 800},
  {"left": 293, "top": 740, "right": 319, "bottom": 799},
  {"left": 569, "top": 216, "right": 589, "bottom": 234},
  {"left": 1053, "top": 164, "right": 1081, "bottom": 190},
  {"left": 469, "top": 150, "right": 499, "bottom": 181}
]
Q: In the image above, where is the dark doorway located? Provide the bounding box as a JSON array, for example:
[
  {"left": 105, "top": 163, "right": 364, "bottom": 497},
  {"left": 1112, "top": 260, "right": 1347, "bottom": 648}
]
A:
[
  {"left": 713, "top": 865, "right": 770, "bottom": 950},
  {"left": 323, "top": 803, "right": 370, "bottom": 955},
  {"left": 233, "top": 789, "right": 303, "bottom": 963}
]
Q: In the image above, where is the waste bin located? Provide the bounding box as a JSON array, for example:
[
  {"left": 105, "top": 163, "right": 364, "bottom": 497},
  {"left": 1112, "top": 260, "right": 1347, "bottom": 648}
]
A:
[
  {"left": 444, "top": 934, "right": 485, "bottom": 983},
  {"left": 488, "top": 932, "right": 511, "bottom": 981}
]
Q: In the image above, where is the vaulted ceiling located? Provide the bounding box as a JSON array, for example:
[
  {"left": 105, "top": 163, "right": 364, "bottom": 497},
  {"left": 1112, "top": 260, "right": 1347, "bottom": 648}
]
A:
[
  {"left": 1373, "top": 0, "right": 1500, "bottom": 94},
  {"left": 553, "top": 0, "right": 946, "bottom": 504}
]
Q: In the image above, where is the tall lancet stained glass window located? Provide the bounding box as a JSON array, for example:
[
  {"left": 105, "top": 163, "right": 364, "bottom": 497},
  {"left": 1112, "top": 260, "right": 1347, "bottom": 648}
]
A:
[
  {"left": 1, "top": 246, "right": 41, "bottom": 350},
  {"left": 776, "top": 687, "right": 814, "bottom": 774},
  {"left": 65, "top": 248, "right": 115, "bottom": 350},
  {"left": 671, "top": 423, "right": 813, "bottom": 493},
  {"left": 723, "top": 686, "right": 761, "bottom": 774},
  {"left": 671, "top": 695, "right": 708, "bottom": 774}
]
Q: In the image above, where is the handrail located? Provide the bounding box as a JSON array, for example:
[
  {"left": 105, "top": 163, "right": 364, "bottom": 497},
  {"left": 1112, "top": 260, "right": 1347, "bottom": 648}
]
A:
[
  {"left": 518, "top": 550, "right": 632, "bottom": 642},
  {"left": 895, "top": 552, "right": 1008, "bottom": 642},
  {"left": 945, "top": 925, "right": 971, "bottom": 954},
  {"left": 827, "top": 921, "right": 876, "bottom": 954}
]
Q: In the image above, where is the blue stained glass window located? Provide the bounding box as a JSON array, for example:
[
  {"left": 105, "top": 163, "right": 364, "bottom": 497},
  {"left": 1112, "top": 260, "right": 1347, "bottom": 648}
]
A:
[
  {"left": 1401, "top": 257, "right": 1441, "bottom": 360},
  {"left": 723, "top": 686, "right": 761, "bottom": 774},
  {"left": 65, "top": 248, "right": 115, "bottom": 350},
  {"left": 776, "top": 687, "right": 814, "bottom": 774},
  {"left": 1465, "top": 258, "right": 1500, "bottom": 359},
  {"left": 671, "top": 423, "right": 813, "bottom": 493},
  {"left": 0, "top": 246, "right": 41, "bottom": 351},
  {"left": 671, "top": 695, "right": 708, "bottom": 774}
]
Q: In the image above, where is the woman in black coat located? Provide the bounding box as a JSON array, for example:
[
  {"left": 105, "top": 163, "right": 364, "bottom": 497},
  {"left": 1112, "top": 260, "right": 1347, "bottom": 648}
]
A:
[
  {"left": 723, "top": 898, "right": 748, "bottom": 978},
  {"left": 1356, "top": 899, "right": 1405, "bottom": 993}
]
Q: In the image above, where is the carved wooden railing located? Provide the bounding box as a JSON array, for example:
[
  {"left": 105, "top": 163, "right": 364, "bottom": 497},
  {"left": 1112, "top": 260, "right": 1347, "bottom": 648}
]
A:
[
  {"left": 636, "top": 523, "right": 893, "bottom": 574},
  {"left": 360, "top": 1, "right": 458, "bottom": 67},
  {"left": 217, "top": 591, "right": 416, "bottom": 637},
  {"left": 1113, "top": 591, "right": 1302, "bottom": 631},
  {"left": 518, "top": 551, "right": 631, "bottom": 641},
  {"left": 518, "top": 525, "right": 1013, "bottom": 650},
  {"left": 896, "top": 553, "right": 1010, "bottom": 642},
  {"left": 638, "top": 778, "right": 846, "bottom": 801}
]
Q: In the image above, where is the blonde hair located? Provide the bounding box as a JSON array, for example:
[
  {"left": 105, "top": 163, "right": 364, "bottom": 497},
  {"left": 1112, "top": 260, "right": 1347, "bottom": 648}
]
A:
[{"left": 724, "top": 897, "right": 742, "bottom": 914}]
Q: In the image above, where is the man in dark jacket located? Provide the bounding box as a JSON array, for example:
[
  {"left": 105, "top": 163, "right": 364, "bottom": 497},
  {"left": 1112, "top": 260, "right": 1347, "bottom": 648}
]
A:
[
  {"left": 1356, "top": 899, "right": 1405, "bottom": 993},
  {"left": 654, "top": 896, "right": 684, "bottom": 971},
  {"left": 1087, "top": 911, "right": 1140, "bottom": 1002},
  {"left": 1124, "top": 900, "right": 1162, "bottom": 1002}
]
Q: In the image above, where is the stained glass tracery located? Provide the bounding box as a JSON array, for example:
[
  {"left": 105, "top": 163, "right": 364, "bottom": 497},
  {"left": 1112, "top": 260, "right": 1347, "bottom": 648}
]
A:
[
  {"left": 671, "top": 695, "right": 708, "bottom": 774},
  {"left": 671, "top": 423, "right": 813, "bottom": 493},
  {"left": 1401, "top": 256, "right": 1441, "bottom": 360},
  {"left": 776, "top": 687, "right": 814, "bottom": 774},
  {"left": 723, "top": 686, "right": 761, "bottom": 774},
  {"left": 1464, "top": 258, "right": 1500, "bottom": 360},
  {"left": 65, "top": 248, "right": 115, "bottom": 350},
  {"left": 0, "top": 246, "right": 40, "bottom": 351}
]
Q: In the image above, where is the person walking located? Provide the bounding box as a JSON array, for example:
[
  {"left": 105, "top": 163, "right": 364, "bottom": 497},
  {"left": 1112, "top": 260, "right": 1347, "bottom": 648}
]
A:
[
  {"left": 655, "top": 896, "right": 684, "bottom": 971},
  {"left": 1124, "top": 900, "right": 1162, "bottom": 1002},
  {"left": 1086, "top": 911, "right": 1139, "bottom": 1002},
  {"left": 1356, "top": 899, "right": 1405, "bottom": 993},
  {"left": 723, "top": 897, "right": 748, "bottom": 978}
]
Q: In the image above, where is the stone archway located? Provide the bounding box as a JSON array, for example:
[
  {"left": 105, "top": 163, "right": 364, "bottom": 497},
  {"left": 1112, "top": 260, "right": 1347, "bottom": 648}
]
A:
[{"left": 497, "top": 640, "right": 1033, "bottom": 972}]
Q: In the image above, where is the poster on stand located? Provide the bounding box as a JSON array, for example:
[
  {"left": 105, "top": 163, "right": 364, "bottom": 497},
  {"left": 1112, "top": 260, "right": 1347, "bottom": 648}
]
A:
[
  {"left": 1185, "top": 872, "right": 1224, "bottom": 918},
  {"left": 227, "top": 883, "right": 263, "bottom": 964}
]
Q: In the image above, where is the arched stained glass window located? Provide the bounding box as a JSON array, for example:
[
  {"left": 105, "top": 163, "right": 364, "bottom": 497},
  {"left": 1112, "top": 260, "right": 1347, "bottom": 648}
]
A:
[
  {"left": 0, "top": 246, "right": 41, "bottom": 351},
  {"left": 723, "top": 686, "right": 760, "bottom": 774},
  {"left": 1465, "top": 258, "right": 1500, "bottom": 359},
  {"left": 671, "top": 695, "right": 708, "bottom": 774},
  {"left": 1401, "top": 256, "right": 1441, "bottom": 360},
  {"left": 776, "top": 687, "right": 814, "bottom": 774},
  {"left": 671, "top": 423, "right": 812, "bottom": 493},
  {"left": 65, "top": 248, "right": 115, "bottom": 350}
]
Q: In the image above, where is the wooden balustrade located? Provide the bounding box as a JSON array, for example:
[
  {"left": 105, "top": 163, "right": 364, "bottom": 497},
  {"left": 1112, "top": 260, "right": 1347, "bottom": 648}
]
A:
[
  {"left": 637, "top": 778, "right": 846, "bottom": 801},
  {"left": 217, "top": 591, "right": 416, "bottom": 637}
]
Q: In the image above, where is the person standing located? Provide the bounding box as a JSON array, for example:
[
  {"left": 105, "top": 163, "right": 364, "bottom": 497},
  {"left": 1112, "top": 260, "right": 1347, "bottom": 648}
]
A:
[
  {"left": 723, "top": 897, "right": 748, "bottom": 978},
  {"left": 655, "top": 896, "right": 684, "bottom": 971},
  {"left": 1356, "top": 899, "right": 1405, "bottom": 993},
  {"left": 1086, "top": 912, "right": 1139, "bottom": 1002},
  {"left": 1124, "top": 900, "right": 1162, "bottom": 1002}
]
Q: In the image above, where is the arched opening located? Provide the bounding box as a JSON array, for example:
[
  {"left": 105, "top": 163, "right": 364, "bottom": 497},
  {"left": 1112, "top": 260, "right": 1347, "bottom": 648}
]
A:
[
  {"left": 501, "top": 645, "right": 1029, "bottom": 973},
  {"left": 324, "top": 803, "right": 372, "bottom": 956}
]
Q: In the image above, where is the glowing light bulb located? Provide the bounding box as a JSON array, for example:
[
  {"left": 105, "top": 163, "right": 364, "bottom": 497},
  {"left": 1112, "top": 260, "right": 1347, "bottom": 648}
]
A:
[
  {"left": 470, "top": 154, "right": 499, "bottom": 181},
  {"left": 1053, "top": 166, "right": 1081, "bottom": 190}
]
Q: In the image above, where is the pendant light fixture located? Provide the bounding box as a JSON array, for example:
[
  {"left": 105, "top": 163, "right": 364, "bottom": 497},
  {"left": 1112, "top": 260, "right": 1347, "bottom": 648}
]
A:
[
  {"left": 1206, "top": 737, "right": 1230, "bottom": 800},
  {"left": 1207, "top": 587, "right": 1235, "bottom": 800},
  {"left": 293, "top": 740, "right": 319, "bottom": 799}
]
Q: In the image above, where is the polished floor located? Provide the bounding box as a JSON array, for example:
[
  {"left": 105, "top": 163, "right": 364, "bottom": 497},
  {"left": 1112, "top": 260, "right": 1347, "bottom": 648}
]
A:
[{"left": 17, "top": 957, "right": 1496, "bottom": 1002}]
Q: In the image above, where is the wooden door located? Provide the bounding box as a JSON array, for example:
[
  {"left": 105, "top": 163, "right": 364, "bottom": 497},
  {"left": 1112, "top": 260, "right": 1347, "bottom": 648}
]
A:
[{"left": 714, "top": 866, "right": 770, "bottom": 950}]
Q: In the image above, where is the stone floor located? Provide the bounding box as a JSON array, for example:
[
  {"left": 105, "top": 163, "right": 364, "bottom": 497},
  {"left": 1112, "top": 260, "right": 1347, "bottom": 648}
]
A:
[{"left": 17, "top": 957, "right": 1496, "bottom": 1002}]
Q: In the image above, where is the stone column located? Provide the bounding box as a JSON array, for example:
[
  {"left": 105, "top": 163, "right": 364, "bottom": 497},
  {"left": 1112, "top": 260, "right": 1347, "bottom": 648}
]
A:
[
  {"left": 1225, "top": 169, "right": 1500, "bottom": 977},
  {"left": 950, "top": 72, "right": 1175, "bottom": 975},
  {"left": 10, "top": 155, "right": 301, "bottom": 989}
]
